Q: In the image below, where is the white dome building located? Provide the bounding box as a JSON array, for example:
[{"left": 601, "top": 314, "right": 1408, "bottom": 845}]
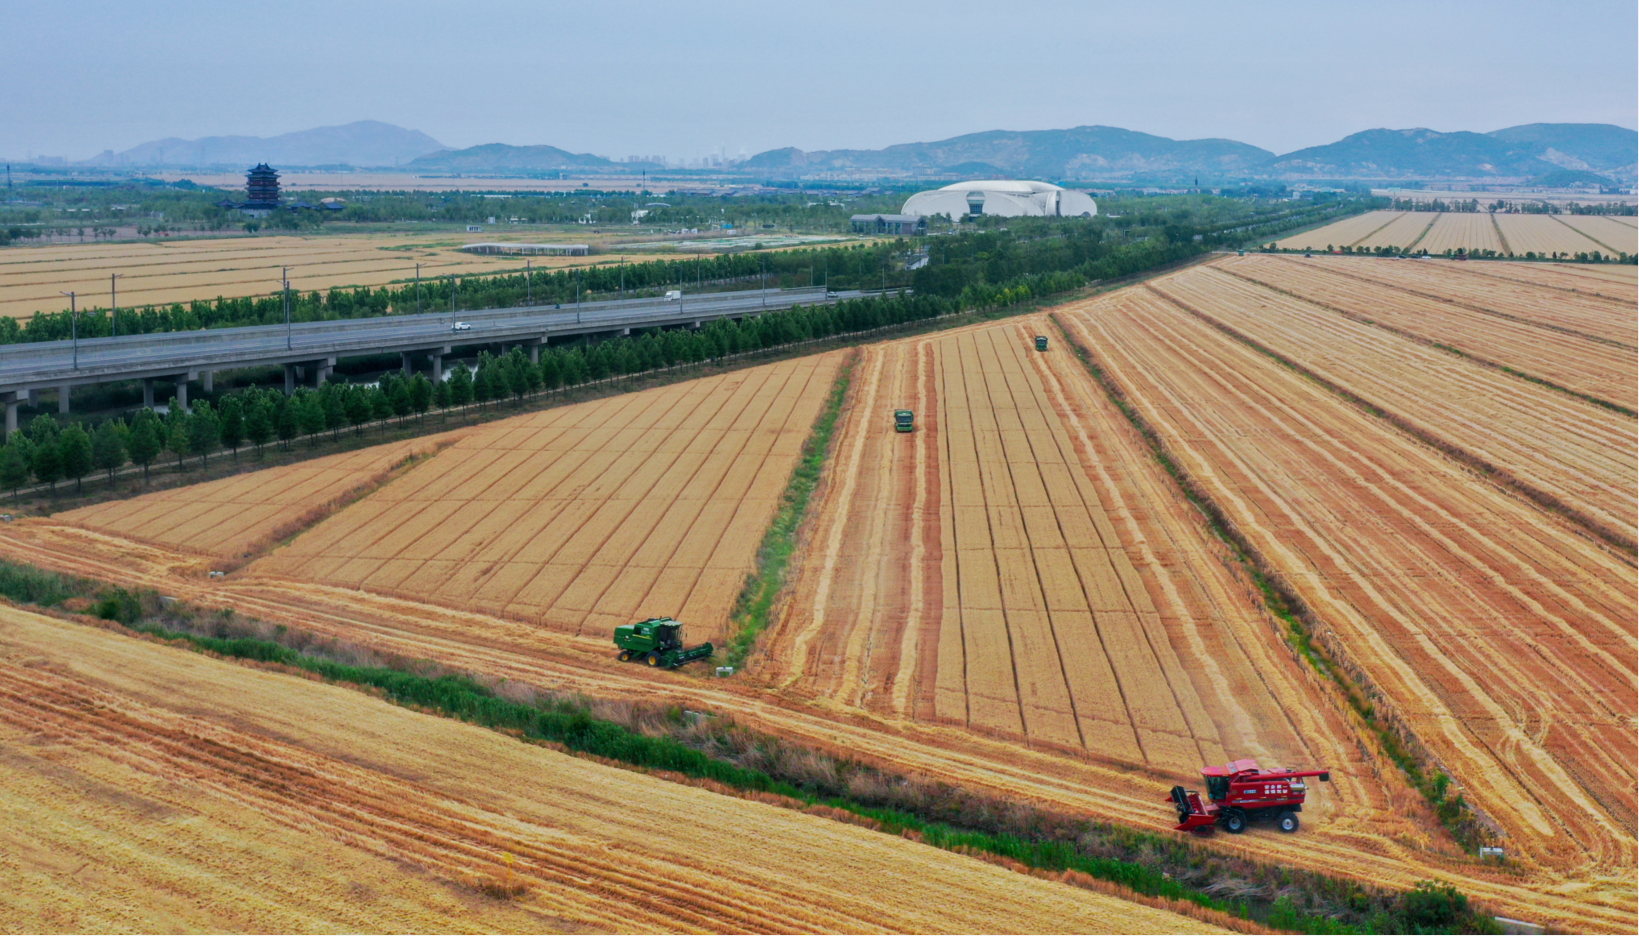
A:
[{"left": 901, "top": 180, "right": 1097, "bottom": 219}]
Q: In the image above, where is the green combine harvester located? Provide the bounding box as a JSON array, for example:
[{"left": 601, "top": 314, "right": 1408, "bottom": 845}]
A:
[
  {"left": 894, "top": 409, "right": 915, "bottom": 433},
  {"left": 613, "top": 617, "right": 715, "bottom": 668}
]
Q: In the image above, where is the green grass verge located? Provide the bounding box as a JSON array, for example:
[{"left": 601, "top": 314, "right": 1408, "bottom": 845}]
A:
[{"left": 723, "top": 357, "right": 854, "bottom": 667}]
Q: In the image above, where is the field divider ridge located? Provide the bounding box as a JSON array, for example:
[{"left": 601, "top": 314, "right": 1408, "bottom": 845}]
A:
[
  {"left": 1548, "top": 214, "right": 1622, "bottom": 256},
  {"left": 723, "top": 352, "right": 856, "bottom": 667},
  {"left": 1051, "top": 307, "right": 1522, "bottom": 851},
  {"left": 1268, "top": 255, "right": 1636, "bottom": 351},
  {"left": 1143, "top": 283, "right": 1638, "bottom": 555},
  {"left": 1489, "top": 215, "right": 1513, "bottom": 256},
  {"left": 1345, "top": 212, "right": 1404, "bottom": 248},
  {"left": 1405, "top": 214, "right": 1440, "bottom": 251},
  {"left": 1222, "top": 264, "right": 1638, "bottom": 414}
]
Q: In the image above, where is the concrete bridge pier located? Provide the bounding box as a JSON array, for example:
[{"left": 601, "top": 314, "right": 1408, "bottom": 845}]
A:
[
  {"left": 401, "top": 352, "right": 414, "bottom": 376},
  {"left": 58, "top": 384, "right": 71, "bottom": 414},
  {"left": 284, "top": 364, "right": 298, "bottom": 395},
  {"left": 2, "top": 392, "right": 18, "bottom": 436},
  {"left": 173, "top": 377, "right": 188, "bottom": 411},
  {"left": 430, "top": 354, "right": 443, "bottom": 383},
  {"left": 143, "top": 378, "right": 155, "bottom": 408},
  {"left": 522, "top": 336, "right": 543, "bottom": 363},
  {"left": 201, "top": 370, "right": 213, "bottom": 393}
]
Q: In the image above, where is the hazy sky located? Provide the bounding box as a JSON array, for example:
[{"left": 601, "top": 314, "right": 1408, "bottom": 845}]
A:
[{"left": 5, "top": 0, "right": 1635, "bottom": 161}]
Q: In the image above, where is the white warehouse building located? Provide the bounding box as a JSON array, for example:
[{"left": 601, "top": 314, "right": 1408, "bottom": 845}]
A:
[{"left": 901, "top": 180, "right": 1097, "bottom": 219}]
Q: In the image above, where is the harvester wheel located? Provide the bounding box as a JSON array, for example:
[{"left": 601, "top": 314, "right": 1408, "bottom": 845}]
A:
[
  {"left": 647, "top": 652, "right": 662, "bottom": 667},
  {"left": 618, "top": 650, "right": 632, "bottom": 662},
  {"left": 1223, "top": 810, "right": 1247, "bottom": 834},
  {"left": 1277, "top": 811, "right": 1300, "bottom": 833}
]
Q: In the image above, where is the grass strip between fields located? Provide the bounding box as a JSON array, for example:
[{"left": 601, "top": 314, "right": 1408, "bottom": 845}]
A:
[
  {"left": 1048, "top": 312, "right": 1492, "bottom": 854},
  {"left": 0, "top": 557, "right": 1497, "bottom": 935},
  {"left": 723, "top": 354, "right": 855, "bottom": 668}
]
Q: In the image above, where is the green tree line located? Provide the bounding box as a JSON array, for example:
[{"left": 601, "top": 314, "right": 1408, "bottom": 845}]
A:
[{"left": 4, "top": 194, "right": 1373, "bottom": 344}]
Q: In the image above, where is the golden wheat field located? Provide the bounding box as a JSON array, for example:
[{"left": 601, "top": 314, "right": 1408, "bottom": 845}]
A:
[
  {"left": 757, "top": 321, "right": 1380, "bottom": 787},
  {"left": 0, "top": 233, "right": 672, "bottom": 320},
  {"left": 1279, "top": 209, "right": 1633, "bottom": 255},
  {"left": 1056, "top": 256, "right": 1636, "bottom": 881},
  {"left": 59, "top": 431, "right": 470, "bottom": 560},
  {"left": 2, "top": 254, "right": 1636, "bottom": 932},
  {"left": 255, "top": 353, "right": 843, "bottom": 641},
  {"left": 0, "top": 606, "right": 1222, "bottom": 934}
]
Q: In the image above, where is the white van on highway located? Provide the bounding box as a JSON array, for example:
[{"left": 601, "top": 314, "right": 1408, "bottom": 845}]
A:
[{"left": 664, "top": 290, "right": 682, "bottom": 301}]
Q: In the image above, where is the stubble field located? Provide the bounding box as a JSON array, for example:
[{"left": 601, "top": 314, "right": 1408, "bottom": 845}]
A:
[
  {"left": 1057, "top": 257, "right": 1636, "bottom": 879},
  {"left": 0, "top": 605, "right": 1220, "bottom": 934},
  {"left": 1, "top": 253, "right": 1635, "bottom": 931},
  {"left": 254, "top": 354, "right": 843, "bottom": 641},
  {"left": 1278, "top": 208, "right": 1632, "bottom": 256},
  {"left": 0, "top": 233, "right": 673, "bottom": 320}
]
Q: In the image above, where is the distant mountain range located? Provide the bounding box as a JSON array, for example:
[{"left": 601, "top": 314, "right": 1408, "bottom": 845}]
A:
[
  {"left": 64, "top": 120, "right": 1635, "bottom": 185},
  {"left": 1263, "top": 124, "right": 1636, "bottom": 183},
  {"left": 404, "top": 143, "right": 644, "bottom": 174},
  {"left": 741, "top": 126, "right": 1274, "bottom": 181},
  {"left": 81, "top": 121, "right": 448, "bottom": 169}
]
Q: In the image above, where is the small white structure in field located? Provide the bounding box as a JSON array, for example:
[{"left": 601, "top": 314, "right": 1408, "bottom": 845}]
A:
[{"left": 902, "top": 180, "right": 1098, "bottom": 219}]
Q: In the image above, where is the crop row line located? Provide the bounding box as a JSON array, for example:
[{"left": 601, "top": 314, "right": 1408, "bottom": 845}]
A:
[
  {"left": 1048, "top": 309, "right": 1493, "bottom": 852},
  {"left": 1221, "top": 266, "right": 1636, "bottom": 416},
  {"left": 1270, "top": 256, "right": 1636, "bottom": 351},
  {"left": 0, "top": 552, "right": 1494, "bottom": 934},
  {"left": 1147, "top": 283, "right": 1636, "bottom": 556}
]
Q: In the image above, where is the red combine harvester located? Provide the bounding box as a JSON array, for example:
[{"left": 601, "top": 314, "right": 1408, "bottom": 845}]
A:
[{"left": 1169, "top": 758, "right": 1330, "bottom": 835}]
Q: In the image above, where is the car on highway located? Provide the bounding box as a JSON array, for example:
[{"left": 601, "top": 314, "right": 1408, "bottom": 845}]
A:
[{"left": 452, "top": 321, "right": 472, "bottom": 331}]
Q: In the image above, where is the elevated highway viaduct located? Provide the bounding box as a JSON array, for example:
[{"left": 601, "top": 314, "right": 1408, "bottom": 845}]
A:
[{"left": 1, "top": 287, "right": 861, "bottom": 432}]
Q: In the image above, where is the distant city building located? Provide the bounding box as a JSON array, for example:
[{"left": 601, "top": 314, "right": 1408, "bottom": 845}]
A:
[
  {"left": 901, "top": 180, "right": 1098, "bottom": 219},
  {"left": 850, "top": 213, "right": 927, "bottom": 236}
]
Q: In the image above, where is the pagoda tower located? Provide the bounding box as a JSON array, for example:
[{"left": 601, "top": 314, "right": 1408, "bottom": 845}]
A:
[{"left": 245, "top": 164, "right": 281, "bottom": 206}]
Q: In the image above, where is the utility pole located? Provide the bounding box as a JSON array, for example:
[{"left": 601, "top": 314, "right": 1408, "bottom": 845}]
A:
[
  {"left": 619, "top": 255, "right": 625, "bottom": 300},
  {"left": 61, "top": 291, "right": 77, "bottom": 368},
  {"left": 415, "top": 263, "right": 422, "bottom": 315},
  {"left": 110, "top": 273, "right": 123, "bottom": 337},
  {"left": 760, "top": 255, "right": 766, "bottom": 308},
  {"left": 526, "top": 258, "right": 532, "bottom": 305},
  {"left": 282, "top": 267, "right": 292, "bottom": 350},
  {"left": 576, "top": 266, "right": 581, "bottom": 310},
  {"left": 449, "top": 275, "right": 456, "bottom": 330}
]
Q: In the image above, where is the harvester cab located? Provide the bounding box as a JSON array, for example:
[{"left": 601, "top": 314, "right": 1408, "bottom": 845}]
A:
[
  {"left": 1035, "top": 335, "right": 1048, "bottom": 351},
  {"left": 894, "top": 409, "right": 915, "bottom": 433},
  {"left": 1169, "top": 758, "right": 1329, "bottom": 835},
  {"left": 614, "top": 617, "right": 715, "bottom": 668}
]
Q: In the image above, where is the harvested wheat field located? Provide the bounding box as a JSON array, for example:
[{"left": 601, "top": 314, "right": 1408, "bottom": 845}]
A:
[
  {"left": 58, "top": 431, "right": 470, "bottom": 561},
  {"left": 3, "top": 518, "right": 1631, "bottom": 933},
  {"left": 1270, "top": 254, "right": 1638, "bottom": 346},
  {"left": 1280, "top": 209, "right": 1636, "bottom": 256},
  {"left": 255, "top": 354, "right": 843, "bottom": 641},
  {"left": 1274, "top": 209, "right": 1404, "bottom": 250},
  {"left": 0, "top": 233, "right": 672, "bottom": 320},
  {"left": 1553, "top": 214, "right": 1638, "bottom": 256},
  {"left": 758, "top": 321, "right": 1376, "bottom": 786},
  {"left": 0, "top": 607, "right": 1221, "bottom": 934},
  {"left": 1187, "top": 257, "right": 1637, "bottom": 541},
  {"left": 4, "top": 256, "right": 1637, "bottom": 930},
  {"left": 1058, "top": 281, "right": 1637, "bottom": 880}
]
